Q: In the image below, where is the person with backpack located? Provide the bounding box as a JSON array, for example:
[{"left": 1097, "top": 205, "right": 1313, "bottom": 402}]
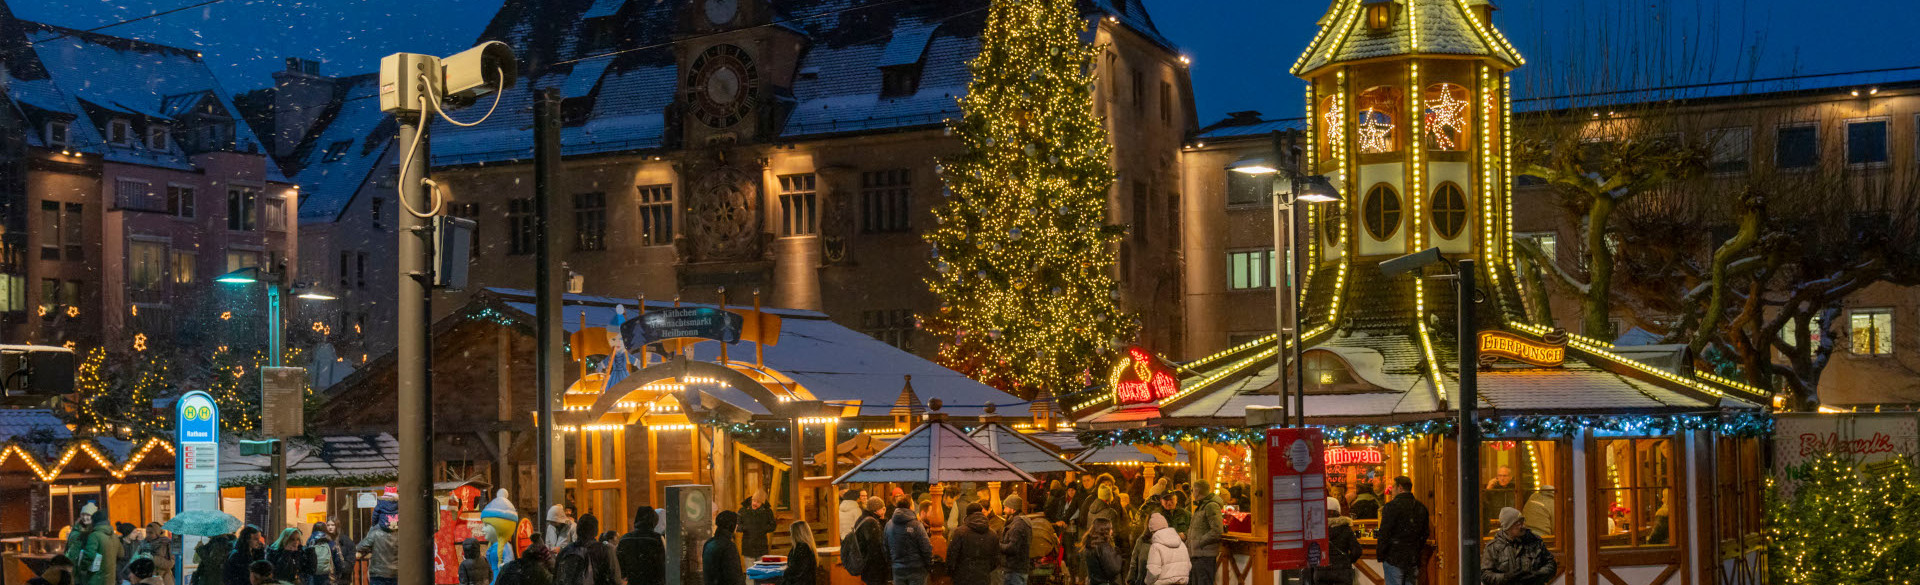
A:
[
  {"left": 996, "top": 496, "right": 1031, "bottom": 585},
  {"left": 701, "top": 511, "right": 745, "bottom": 585},
  {"left": 1316, "top": 499, "right": 1362, "bottom": 585},
  {"left": 1185, "top": 489, "right": 1223, "bottom": 585},
  {"left": 190, "top": 533, "right": 235, "bottom": 585},
  {"left": 841, "top": 497, "right": 889, "bottom": 585},
  {"left": 946, "top": 503, "right": 999, "bottom": 585},
  {"left": 555, "top": 514, "right": 617, "bottom": 585},
  {"left": 1080, "top": 518, "right": 1124, "bottom": 585},
  {"left": 1143, "top": 514, "right": 1190, "bottom": 585},
  {"left": 616, "top": 507, "right": 665, "bottom": 585},
  {"left": 357, "top": 506, "right": 399, "bottom": 585},
  {"left": 1376, "top": 477, "right": 1431, "bottom": 585},
  {"left": 492, "top": 543, "right": 551, "bottom": 585},
  {"left": 304, "top": 523, "right": 341, "bottom": 585},
  {"left": 883, "top": 499, "right": 934, "bottom": 585}
]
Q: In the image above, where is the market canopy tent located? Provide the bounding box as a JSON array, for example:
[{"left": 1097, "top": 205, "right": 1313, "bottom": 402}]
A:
[
  {"left": 967, "top": 421, "right": 1083, "bottom": 475},
  {"left": 833, "top": 416, "right": 1037, "bottom": 485},
  {"left": 1071, "top": 443, "right": 1188, "bottom": 466}
]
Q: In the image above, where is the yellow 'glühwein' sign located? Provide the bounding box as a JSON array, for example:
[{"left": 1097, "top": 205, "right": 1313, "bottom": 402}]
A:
[{"left": 1477, "top": 331, "right": 1566, "bottom": 367}]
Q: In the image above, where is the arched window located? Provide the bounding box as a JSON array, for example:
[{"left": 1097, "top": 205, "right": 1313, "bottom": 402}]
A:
[
  {"left": 1424, "top": 83, "right": 1472, "bottom": 151},
  {"left": 1321, "top": 204, "right": 1342, "bottom": 247},
  {"left": 1363, "top": 184, "right": 1402, "bottom": 241},
  {"left": 1319, "top": 95, "right": 1344, "bottom": 150},
  {"left": 1431, "top": 182, "right": 1468, "bottom": 239},
  {"left": 1357, "top": 86, "right": 1401, "bottom": 153}
]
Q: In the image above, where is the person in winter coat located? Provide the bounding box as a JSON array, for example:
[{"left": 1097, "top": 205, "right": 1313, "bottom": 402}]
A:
[
  {"left": 78, "top": 508, "right": 121, "bottom": 585},
  {"left": 996, "top": 495, "right": 1032, "bottom": 585},
  {"left": 303, "top": 523, "right": 342, "bottom": 585},
  {"left": 946, "top": 504, "right": 999, "bottom": 585},
  {"left": 1081, "top": 518, "right": 1124, "bottom": 585},
  {"left": 1481, "top": 508, "right": 1555, "bottom": 585},
  {"left": 1376, "top": 477, "right": 1430, "bottom": 585},
  {"left": 616, "top": 507, "right": 666, "bottom": 585},
  {"left": 191, "top": 534, "right": 235, "bottom": 585},
  {"left": 1521, "top": 488, "right": 1555, "bottom": 538},
  {"left": 1346, "top": 484, "right": 1381, "bottom": 521},
  {"left": 321, "top": 522, "right": 350, "bottom": 585},
  {"left": 544, "top": 507, "right": 577, "bottom": 553},
  {"left": 457, "top": 539, "right": 491, "bottom": 585},
  {"left": 783, "top": 520, "right": 818, "bottom": 585},
  {"left": 1144, "top": 514, "right": 1190, "bottom": 585},
  {"left": 837, "top": 489, "right": 865, "bottom": 541},
  {"left": 265, "top": 529, "right": 307, "bottom": 584},
  {"left": 493, "top": 544, "right": 552, "bottom": 585},
  {"left": 1184, "top": 489, "right": 1223, "bottom": 585},
  {"left": 225, "top": 527, "right": 265, "bottom": 585},
  {"left": 848, "top": 498, "right": 890, "bottom": 585},
  {"left": 136, "top": 523, "right": 175, "bottom": 585},
  {"left": 702, "top": 511, "right": 745, "bottom": 585},
  {"left": 357, "top": 507, "right": 400, "bottom": 585},
  {"left": 1316, "top": 499, "right": 1363, "bottom": 585},
  {"left": 737, "top": 492, "right": 776, "bottom": 561},
  {"left": 555, "top": 514, "right": 617, "bottom": 585},
  {"left": 64, "top": 504, "right": 96, "bottom": 575},
  {"left": 884, "top": 500, "right": 934, "bottom": 585}
]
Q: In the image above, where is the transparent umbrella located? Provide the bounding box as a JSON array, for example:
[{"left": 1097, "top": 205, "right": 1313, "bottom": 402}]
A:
[{"left": 162, "top": 510, "right": 243, "bottom": 537}]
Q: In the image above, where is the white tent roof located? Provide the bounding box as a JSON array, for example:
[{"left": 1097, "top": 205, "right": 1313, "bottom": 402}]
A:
[
  {"left": 834, "top": 419, "right": 1037, "bottom": 484},
  {"left": 967, "top": 422, "right": 1083, "bottom": 475}
]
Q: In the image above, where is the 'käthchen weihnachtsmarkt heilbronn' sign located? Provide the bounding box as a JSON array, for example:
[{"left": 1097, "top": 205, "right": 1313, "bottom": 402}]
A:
[{"left": 622, "top": 306, "right": 745, "bottom": 348}]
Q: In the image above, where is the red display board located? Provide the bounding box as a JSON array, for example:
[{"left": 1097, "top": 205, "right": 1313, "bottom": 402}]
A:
[{"left": 1267, "top": 428, "right": 1329, "bottom": 570}]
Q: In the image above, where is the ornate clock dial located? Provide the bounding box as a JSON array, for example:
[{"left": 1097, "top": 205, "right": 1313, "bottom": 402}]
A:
[
  {"left": 687, "top": 44, "right": 759, "bottom": 129},
  {"left": 703, "top": 0, "right": 738, "bottom": 26}
]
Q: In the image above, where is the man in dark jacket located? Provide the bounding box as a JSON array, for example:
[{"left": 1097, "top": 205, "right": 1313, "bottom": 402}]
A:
[
  {"left": 997, "top": 496, "right": 1032, "bottom": 585},
  {"left": 556, "top": 515, "right": 617, "bottom": 585},
  {"left": 617, "top": 507, "right": 666, "bottom": 585},
  {"left": 494, "top": 544, "right": 552, "bottom": 585},
  {"left": 883, "top": 500, "right": 934, "bottom": 585},
  {"left": 1481, "top": 508, "right": 1555, "bottom": 585},
  {"left": 738, "top": 492, "right": 776, "bottom": 561},
  {"left": 947, "top": 504, "right": 1000, "bottom": 585},
  {"left": 849, "top": 498, "right": 890, "bottom": 585},
  {"left": 1186, "top": 489, "right": 1224, "bottom": 585},
  {"left": 1376, "top": 477, "right": 1430, "bottom": 585},
  {"left": 702, "top": 511, "right": 744, "bottom": 585}
]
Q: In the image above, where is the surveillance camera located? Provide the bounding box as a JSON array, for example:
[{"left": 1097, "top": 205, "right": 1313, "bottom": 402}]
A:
[{"left": 441, "top": 41, "right": 518, "bottom": 107}]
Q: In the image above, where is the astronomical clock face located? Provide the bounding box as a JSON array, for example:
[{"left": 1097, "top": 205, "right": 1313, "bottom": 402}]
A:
[
  {"left": 687, "top": 44, "right": 759, "bottom": 129},
  {"left": 686, "top": 166, "right": 759, "bottom": 261}
]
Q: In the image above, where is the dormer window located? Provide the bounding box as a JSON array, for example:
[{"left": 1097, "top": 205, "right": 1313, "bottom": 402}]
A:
[
  {"left": 147, "top": 125, "right": 171, "bottom": 151},
  {"left": 1364, "top": 0, "right": 1397, "bottom": 30},
  {"left": 322, "top": 140, "right": 352, "bottom": 163},
  {"left": 46, "top": 121, "right": 70, "bottom": 150},
  {"left": 880, "top": 65, "right": 922, "bottom": 98},
  {"left": 108, "top": 119, "right": 134, "bottom": 146}
]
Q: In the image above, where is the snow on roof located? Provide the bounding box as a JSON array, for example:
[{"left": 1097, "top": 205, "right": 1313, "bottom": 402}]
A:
[
  {"left": 221, "top": 434, "right": 400, "bottom": 483},
  {"left": 295, "top": 75, "right": 392, "bottom": 224},
  {"left": 879, "top": 20, "right": 941, "bottom": 68},
  {"left": 1196, "top": 116, "right": 1307, "bottom": 141},
  {"left": 0, "top": 409, "right": 70, "bottom": 443},
  {"left": 967, "top": 422, "right": 1083, "bottom": 474},
  {"left": 1071, "top": 443, "right": 1186, "bottom": 465},
  {"left": 833, "top": 419, "right": 1036, "bottom": 484},
  {"left": 482, "top": 288, "right": 1022, "bottom": 417},
  {"left": 1293, "top": 0, "right": 1521, "bottom": 76},
  {"left": 561, "top": 59, "right": 613, "bottom": 100}
]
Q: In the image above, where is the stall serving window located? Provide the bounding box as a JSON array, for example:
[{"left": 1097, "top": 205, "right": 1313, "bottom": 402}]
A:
[
  {"left": 1324, "top": 441, "right": 1405, "bottom": 543},
  {"left": 1480, "top": 440, "right": 1568, "bottom": 546},
  {"left": 1597, "top": 437, "right": 1676, "bottom": 549}
]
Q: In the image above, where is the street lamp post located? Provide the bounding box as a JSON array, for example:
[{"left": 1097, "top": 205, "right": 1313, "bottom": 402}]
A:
[
  {"left": 217, "top": 265, "right": 335, "bottom": 535},
  {"left": 1230, "top": 131, "right": 1341, "bottom": 431}
]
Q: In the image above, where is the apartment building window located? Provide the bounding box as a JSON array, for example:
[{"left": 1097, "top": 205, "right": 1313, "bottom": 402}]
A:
[
  {"left": 227, "top": 187, "right": 258, "bottom": 231},
  {"left": 338, "top": 251, "right": 352, "bottom": 289},
  {"left": 1849, "top": 307, "right": 1894, "bottom": 356},
  {"left": 861, "top": 169, "right": 912, "bottom": 233},
  {"left": 108, "top": 119, "right": 133, "bottom": 145},
  {"left": 1131, "top": 180, "right": 1149, "bottom": 244},
  {"left": 773, "top": 174, "right": 818, "bottom": 236},
  {"left": 1846, "top": 119, "right": 1889, "bottom": 167},
  {"left": 147, "top": 126, "right": 170, "bottom": 151},
  {"left": 508, "top": 198, "right": 536, "bottom": 255},
  {"left": 637, "top": 185, "right": 674, "bottom": 246},
  {"left": 1228, "top": 249, "right": 1276, "bottom": 290},
  {"left": 448, "top": 202, "right": 480, "bottom": 257},
  {"left": 40, "top": 201, "right": 83, "bottom": 261},
  {"left": 371, "top": 197, "right": 385, "bottom": 231},
  {"left": 117, "top": 179, "right": 162, "bottom": 211},
  {"left": 1707, "top": 127, "right": 1751, "bottom": 174},
  {"left": 1227, "top": 170, "right": 1268, "bottom": 206},
  {"left": 1165, "top": 192, "right": 1181, "bottom": 247},
  {"left": 1776, "top": 124, "right": 1817, "bottom": 170},
  {"left": 1160, "top": 81, "right": 1174, "bottom": 125},
  {"left": 1131, "top": 69, "right": 1145, "bottom": 113},
  {"left": 167, "top": 185, "right": 195, "bottom": 218},
  {"left": 1516, "top": 232, "right": 1557, "bottom": 264},
  {"left": 170, "top": 250, "right": 195, "bottom": 285},
  {"left": 357, "top": 252, "right": 368, "bottom": 290},
  {"left": 128, "top": 240, "right": 168, "bottom": 305},
  {"left": 322, "top": 140, "right": 351, "bottom": 163},
  {"left": 224, "top": 250, "right": 260, "bottom": 272},
  {"left": 46, "top": 121, "right": 69, "bottom": 150},
  {"left": 42, "top": 278, "right": 82, "bottom": 315},
  {"left": 574, "top": 192, "right": 607, "bottom": 251},
  {"left": 862, "top": 309, "right": 915, "bottom": 351},
  {"left": 264, "top": 197, "right": 286, "bottom": 231}
]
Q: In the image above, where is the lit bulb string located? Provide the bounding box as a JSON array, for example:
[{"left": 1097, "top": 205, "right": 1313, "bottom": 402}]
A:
[
  {"left": 1506, "top": 320, "right": 1765, "bottom": 402},
  {"left": 1291, "top": 0, "right": 1364, "bottom": 76},
  {"left": 1074, "top": 410, "right": 1775, "bottom": 448},
  {"left": 1409, "top": 61, "right": 1449, "bottom": 403},
  {"left": 0, "top": 436, "right": 175, "bottom": 483}
]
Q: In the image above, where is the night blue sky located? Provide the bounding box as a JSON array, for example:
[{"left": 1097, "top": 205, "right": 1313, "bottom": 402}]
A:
[{"left": 19, "top": 0, "right": 1919, "bottom": 123}]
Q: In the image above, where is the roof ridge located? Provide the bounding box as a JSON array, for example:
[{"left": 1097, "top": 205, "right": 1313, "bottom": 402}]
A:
[{"left": 22, "top": 20, "right": 204, "bottom": 58}]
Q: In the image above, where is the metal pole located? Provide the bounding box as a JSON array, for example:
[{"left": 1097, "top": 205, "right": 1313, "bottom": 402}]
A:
[
  {"left": 1269, "top": 131, "right": 1290, "bottom": 427},
  {"left": 1290, "top": 188, "right": 1306, "bottom": 429},
  {"left": 395, "top": 109, "right": 435, "bottom": 585},
  {"left": 1456, "top": 259, "right": 1481, "bottom": 585},
  {"left": 268, "top": 281, "right": 285, "bottom": 535},
  {"left": 534, "top": 88, "right": 564, "bottom": 516}
]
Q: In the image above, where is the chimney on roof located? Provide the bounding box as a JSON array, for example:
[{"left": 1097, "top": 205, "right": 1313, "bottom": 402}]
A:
[
  {"left": 269, "top": 57, "right": 337, "bottom": 161},
  {"left": 1225, "top": 110, "right": 1264, "bottom": 126}
]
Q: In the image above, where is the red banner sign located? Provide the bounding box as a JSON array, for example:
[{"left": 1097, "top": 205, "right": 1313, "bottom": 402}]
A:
[
  {"left": 1268, "top": 428, "right": 1329, "bottom": 570},
  {"left": 1112, "top": 347, "right": 1178, "bottom": 406},
  {"left": 1324, "top": 446, "right": 1383, "bottom": 466}
]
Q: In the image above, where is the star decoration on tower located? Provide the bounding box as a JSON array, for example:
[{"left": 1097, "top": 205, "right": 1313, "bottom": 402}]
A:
[
  {"left": 1357, "top": 109, "right": 1395, "bottom": 153},
  {"left": 1323, "top": 100, "right": 1345, "bottom": 147},
  {"left": 1424, "top": 89, "right": 1469, "bottom": 150}
]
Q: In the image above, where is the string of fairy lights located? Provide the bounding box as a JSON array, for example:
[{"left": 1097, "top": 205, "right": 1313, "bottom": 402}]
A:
[
  {"left": 923, "top": 0, "right": 1133, "bottom": 399},
  {"left": 1075, "top": 411, "right": 1776, "bottom": 448}
]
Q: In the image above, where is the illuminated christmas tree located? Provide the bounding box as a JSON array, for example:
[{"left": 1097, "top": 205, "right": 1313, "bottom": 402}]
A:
[
  {"left": 926, "top": 0, "right": 1133, "bottom": 399},
  {"left": 1769, "top": 452, "right": 1920, "bottom": 584}
]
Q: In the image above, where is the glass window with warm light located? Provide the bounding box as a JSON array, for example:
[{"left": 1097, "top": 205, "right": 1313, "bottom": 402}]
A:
[
  {"left": 1480, "top": 440, "right": 1566, "bottom": 546},
  {"left": 1849, "top": 307, "right": 1893, "bottom": 356},
  {"left": 1357, "top": 87, "right": 1400, "bottom": 154},
  {"left": 1597, "top": 437, "right": 1675, "bottom": 549},
  {"left": 1423, "top": 84, "right": 1470, "bottom": 152}
]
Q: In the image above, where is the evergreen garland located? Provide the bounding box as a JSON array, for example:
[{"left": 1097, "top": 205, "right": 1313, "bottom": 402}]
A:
[
  {"left": 926, "top": 0, "right": 1134, "bottom": 399},
  {"left": 1769, "top": 452, "right": 1920, "bottom": 584},
  {"left": 1076, "top": 412, "right": 1775, "bottom": 447}
]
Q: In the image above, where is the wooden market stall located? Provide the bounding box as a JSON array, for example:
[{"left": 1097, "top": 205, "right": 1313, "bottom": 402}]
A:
[{"left": 0, "top": 410, "right": 176, "bottom": 585}]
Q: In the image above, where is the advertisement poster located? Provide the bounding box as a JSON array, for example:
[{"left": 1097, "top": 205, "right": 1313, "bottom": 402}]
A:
[
  {"left": 1267, "top": 427, "right": 1329, "bottom": 570},
  {"left": 1774, "top": 413, "right": 1920, "bottom": 495}
]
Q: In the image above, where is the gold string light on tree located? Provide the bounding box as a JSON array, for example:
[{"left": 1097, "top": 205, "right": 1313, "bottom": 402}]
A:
[{"left": 924, "top": 0, "right": 1134, "bottom": 399}]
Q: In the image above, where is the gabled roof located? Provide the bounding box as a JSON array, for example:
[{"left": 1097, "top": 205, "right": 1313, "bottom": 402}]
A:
[
  {"left": 0, "top": 409, "right": 69, "bottom": 443},
  {"left": 221, "top": 434, "right": 400, "bottom": 485},
  {"left": 967, "top": 421, "right": 1083, "bottom": 474},
  {"left": 1292, "top": 0, "right": 1522, "bottom": 77},
  {"left": 291, "top": 74, "right": 394, "bottom": 224},
  {"left": 833, "top": 418, "right": 1037, "bottom": 484}
]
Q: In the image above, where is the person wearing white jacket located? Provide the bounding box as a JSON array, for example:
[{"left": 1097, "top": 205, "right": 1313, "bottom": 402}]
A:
[{"left": 1145, "top": 513, "right": 1191, "bottom": 585}]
